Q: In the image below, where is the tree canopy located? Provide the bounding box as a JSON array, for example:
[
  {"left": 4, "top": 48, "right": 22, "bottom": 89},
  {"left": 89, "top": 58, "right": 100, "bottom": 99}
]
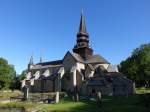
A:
[
  {"left": 0, "top": 57, "right": 16, "bottom": 90},
  {"left": 119, "top": 43, "right": 150, "bottom": 87}
]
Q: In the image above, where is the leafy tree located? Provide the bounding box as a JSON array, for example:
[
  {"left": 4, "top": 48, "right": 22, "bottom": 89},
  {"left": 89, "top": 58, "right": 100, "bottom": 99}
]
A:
[
  {"left": 15, "top": 70, "right": 26, "bottom": 90},
  {"left": 119, "top": 43, "right": 150, "bottom": 87},
  {"left": 18, "top": 70, "right": 26, "bottom": 81},
  {"left": 0, "top": 57, "right": 16, "bottom": 90}
]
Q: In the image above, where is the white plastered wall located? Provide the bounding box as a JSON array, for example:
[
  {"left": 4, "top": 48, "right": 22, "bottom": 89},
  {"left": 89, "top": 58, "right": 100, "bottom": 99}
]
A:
[{"left": 76, "top": 62, "right": 85, "bottom": 72}]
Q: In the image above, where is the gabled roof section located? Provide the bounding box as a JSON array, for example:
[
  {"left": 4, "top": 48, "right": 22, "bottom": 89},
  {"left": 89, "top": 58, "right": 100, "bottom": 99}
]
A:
[
  {"left": 63, "top": 51, "right": 84, "bottom": 63},
  {"left": 63, "top": 51, "right": 109, "bottom": 64},
  {"left": 86, "top": 54, "right": 109, "bottom": 64},
  {"left": 71, "top": 52, "right": 84, "bottom": 63}
]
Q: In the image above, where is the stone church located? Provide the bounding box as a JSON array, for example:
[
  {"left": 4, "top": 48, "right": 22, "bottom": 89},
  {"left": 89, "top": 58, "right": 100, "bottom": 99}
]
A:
[{"left": 22, "top": 13, "right": 134, "bottom": 96}]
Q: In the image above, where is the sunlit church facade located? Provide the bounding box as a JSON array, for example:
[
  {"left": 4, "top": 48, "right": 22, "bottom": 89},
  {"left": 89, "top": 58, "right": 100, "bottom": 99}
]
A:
[{"left": 22, "top": 13, "right": 134, "bottom": 96}]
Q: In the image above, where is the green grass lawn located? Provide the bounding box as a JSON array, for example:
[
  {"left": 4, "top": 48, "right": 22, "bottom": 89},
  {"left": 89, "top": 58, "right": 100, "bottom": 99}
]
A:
[
  {"left": 136, "top": 87, "right": 150, "bottom": 94},
  {"left": 0, "top": 89, "right": 149, "bottom": 112},
  {"left": 37, "top": 95, "right": 147, "bottom": 112},
  {"left": 0, "top": 90, "right": 22, "bottom": 101},
  {"left": 0, "top": 95, "right": 147, "bottom": 112}
]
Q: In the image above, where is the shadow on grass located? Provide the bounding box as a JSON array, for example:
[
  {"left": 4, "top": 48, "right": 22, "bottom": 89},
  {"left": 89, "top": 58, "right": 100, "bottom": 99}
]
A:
[
  {"left": 0, "top": 95, "right": 147, "bottom": 112},
  {"left": 51, "top": 99, "right": 101, "bottom": 112},
  {"left": 49, "top": 95, "right": 147, "bottom": 112}
]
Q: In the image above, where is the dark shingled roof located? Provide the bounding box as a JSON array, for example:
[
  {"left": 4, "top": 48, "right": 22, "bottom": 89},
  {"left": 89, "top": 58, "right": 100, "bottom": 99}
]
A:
[
  {"left": 87, "top": 79, "right": 107, "bottom": 86},
  {"left": 37, "top": 60, "right": 63, "bottom": 66},
  {"left": 86, "top": 54, "right": 109, "bottom": 64},
  {"left": 69, "top": 52, "right": 109, "bottom": 64},
  {"left": 35, "top": 52, "right": 109, "bottom": 69}
]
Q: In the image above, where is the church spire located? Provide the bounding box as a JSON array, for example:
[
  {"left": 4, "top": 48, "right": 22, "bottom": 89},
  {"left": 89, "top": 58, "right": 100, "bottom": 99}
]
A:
[
  {"left": 28, "top": 55, "right": 34, "bottom": 70},
  {"left": 76, "top": 11, "right": 90, "bottom": 48},
  {"left": 77, "top": 11, "right": 89, "bottom": 38},
  {"left": 79, "top": 11, "right": 87, "bottom": 33},
  {"left": 73, "top": 11, "right": 93, "bottom": 60},
  {"left": 29, "top": 56, "right": 33, "bottom": 65}
]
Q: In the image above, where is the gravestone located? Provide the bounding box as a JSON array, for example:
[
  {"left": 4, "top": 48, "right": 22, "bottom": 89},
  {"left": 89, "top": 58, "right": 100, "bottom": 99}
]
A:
[
  {"left": 75, "top": 92, "right": 79, "bottom": 102},
  {"left": 96, "top": 91, "right": 102, "bottom": 105},
  {"left": 23, "top": 85, "right": 29, "bottom": 101},
  {"left": 55, "top": 92, "right": 59, "bottom": 103},
  {"left": 74, "top": 86, "right": 79, "bottom": 102}
]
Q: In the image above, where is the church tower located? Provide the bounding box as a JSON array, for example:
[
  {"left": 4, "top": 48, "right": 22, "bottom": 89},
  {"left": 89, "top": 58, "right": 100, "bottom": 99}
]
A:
[{"left": 73, "top": 12, "right": 93, "bottom": 60}]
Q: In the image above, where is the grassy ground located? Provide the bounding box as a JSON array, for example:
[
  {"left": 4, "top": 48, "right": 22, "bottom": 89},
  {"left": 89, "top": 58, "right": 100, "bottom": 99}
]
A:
[
  {"left": 37, "top": 95, "right": 147, "bottom": 112},
  {"left": 0, "top": 90, "right": 22, "bottom": 100},
  {"left": 136, "top": 87, "right": 150, "bottom": 94},
  {"left": 0, "top": 95, "right": 147, "bottom": 112},
  {"left": 0, "top": 88, "right": 149, "bottom": 112}
]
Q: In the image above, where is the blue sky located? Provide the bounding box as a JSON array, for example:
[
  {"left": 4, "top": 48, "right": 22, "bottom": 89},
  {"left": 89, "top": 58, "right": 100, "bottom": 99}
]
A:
[{"left": 0, "top": 0, "right": 150, "bottom": 74}]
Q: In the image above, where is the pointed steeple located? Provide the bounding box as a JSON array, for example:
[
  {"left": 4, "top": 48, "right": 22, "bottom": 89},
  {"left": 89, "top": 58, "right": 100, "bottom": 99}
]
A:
[
  {"left": 28, "top": 56, "right": 34, "bottom": 70},
  {"left": 73, "top": 11, "right": 93, "bottom": 60},
  {"left": 77, "top": 11, "right": 89, "bottom": 38},
  {"left": 76, "top": 11, "right": 90, "bottom": 48},
  {"left": 29, "top": 56, "right": 33, "bottom": 65},
  {"left": 79, "top": 11, "right": 87, "bottom": 33}
]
